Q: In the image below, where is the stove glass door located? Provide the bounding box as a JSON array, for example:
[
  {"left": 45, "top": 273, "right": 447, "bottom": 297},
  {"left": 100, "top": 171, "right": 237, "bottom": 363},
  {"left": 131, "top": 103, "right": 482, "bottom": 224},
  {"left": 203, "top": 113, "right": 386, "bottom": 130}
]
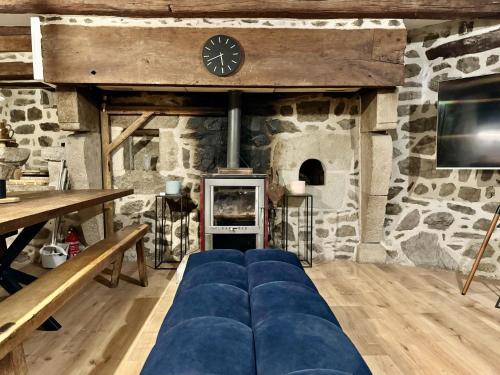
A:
[{"left": 211, "top": 186, "right": 257, "bottom": 227}]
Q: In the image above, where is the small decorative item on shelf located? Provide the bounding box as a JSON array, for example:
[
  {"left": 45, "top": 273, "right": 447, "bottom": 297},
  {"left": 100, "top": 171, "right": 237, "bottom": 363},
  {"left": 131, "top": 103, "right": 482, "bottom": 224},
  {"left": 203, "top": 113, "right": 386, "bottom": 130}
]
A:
[
  {"left": 0, "top": 120, "right": 17, "bottom": 148},
  {"left": 165, "top": 180, "right": 182, "bottom": 195},
  {"left": 289, "top": 180, "right": 306, "bottom": 195}
]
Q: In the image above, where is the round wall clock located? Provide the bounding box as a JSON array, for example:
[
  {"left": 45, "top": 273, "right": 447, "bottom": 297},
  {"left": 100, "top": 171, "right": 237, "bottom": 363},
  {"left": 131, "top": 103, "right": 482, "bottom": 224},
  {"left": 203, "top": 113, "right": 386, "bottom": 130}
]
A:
[{"left": 202, "top": 35, "right": 242, "bottom": 77}]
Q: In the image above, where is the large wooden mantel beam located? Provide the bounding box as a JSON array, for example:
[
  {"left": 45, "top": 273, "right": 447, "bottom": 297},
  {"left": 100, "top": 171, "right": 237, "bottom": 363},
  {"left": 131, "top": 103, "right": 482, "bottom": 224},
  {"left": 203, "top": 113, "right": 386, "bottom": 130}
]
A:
[
  {"left": 40, "top": 25, "right": 406, "bottom": 87},
  {"left": 0, "top": 0, "right": 499, "bottom": 19}
]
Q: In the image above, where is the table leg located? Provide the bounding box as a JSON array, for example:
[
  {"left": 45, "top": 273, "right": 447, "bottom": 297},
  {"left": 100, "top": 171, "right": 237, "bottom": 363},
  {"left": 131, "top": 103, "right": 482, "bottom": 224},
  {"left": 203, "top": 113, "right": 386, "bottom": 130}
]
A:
[
  {"left": 0, "top": 221, "right": 62, "bottom": 331},
  {"left": 4, "top": 268, "right": 38, "bottom": 285},
  {"left": 0, "top": 272, "right": 61, "bottom": 330},
  {"left": 0, "top": 222, "right": 47, "bottom": 268}
]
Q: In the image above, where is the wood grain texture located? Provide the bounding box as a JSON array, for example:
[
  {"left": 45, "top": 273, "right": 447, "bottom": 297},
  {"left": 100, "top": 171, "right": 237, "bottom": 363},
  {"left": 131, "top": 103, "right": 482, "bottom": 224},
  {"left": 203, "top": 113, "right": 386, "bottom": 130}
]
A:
[
  {"left": 0, "top": 27, "right": 30, "bottom": 36},
  {"left": 0, "top": 62, "right": 33, "bottom": 80},
  {"left": 105, "top": 112, "right": 154, "bottom": 154},
  {"left": 0, "top": 34, "right": 31, "bottom": 53},
  {"left": 0, "top": 224, "right": 148, "bottom": 362},
  {"left": 1, "top": 0, "right": 499, "bottom": 18},
  {"left": 99, "top": 112, "right": 115, "bottom": 236},
  {"left": 17, "top": 263, "right": 174, "bottom": 374},
  {"left": 426, "top": 27, "right": 500, "bottom": 60},
  {"left": 0, "top": 345, "right": 27, "bottom": 375},
  {"left": 41, "top": 25, "right": 406, "bottom": 87},
  {"left": 0, "top": 189, "right": 133, "bottom": 235},
  {"left": 136, "top": 239, "right": 148, "bottom": 287}
]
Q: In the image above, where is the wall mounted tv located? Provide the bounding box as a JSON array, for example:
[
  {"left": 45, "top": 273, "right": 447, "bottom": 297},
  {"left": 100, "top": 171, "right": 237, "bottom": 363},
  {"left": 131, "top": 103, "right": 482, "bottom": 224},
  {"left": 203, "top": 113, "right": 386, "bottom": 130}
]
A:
[{"left": 437, "top": 73, "right": 500, "bottom": 169}]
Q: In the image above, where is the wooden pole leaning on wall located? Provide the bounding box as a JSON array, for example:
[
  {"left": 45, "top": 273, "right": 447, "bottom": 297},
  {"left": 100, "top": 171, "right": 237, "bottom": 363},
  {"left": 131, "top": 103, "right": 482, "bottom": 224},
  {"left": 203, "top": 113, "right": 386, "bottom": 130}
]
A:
[{"left": 462, "top": 204, "right": 500, "bottom": 295}]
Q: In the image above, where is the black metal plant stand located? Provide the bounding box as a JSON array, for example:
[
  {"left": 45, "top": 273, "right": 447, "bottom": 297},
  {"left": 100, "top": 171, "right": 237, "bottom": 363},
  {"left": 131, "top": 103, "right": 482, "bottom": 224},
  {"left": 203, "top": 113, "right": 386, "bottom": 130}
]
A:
[
  {"left": 281, "top": 194, "right": 313, "bottom": 267},
  {"left": 155, "top": 194, "right": 191, "bottom": 269}
]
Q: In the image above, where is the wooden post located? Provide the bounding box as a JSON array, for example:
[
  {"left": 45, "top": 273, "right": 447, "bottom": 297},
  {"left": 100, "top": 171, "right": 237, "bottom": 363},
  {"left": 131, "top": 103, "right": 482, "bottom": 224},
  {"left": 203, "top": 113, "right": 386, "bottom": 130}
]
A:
[
  {"left": 462, "top": 205, "right": 500, "bottom": 295},
  {"left": 0, "top": 345, "right": 28, "bottom": 375},
  {"left": 100, "top": 109, "right": 114, "bottom": 236}
]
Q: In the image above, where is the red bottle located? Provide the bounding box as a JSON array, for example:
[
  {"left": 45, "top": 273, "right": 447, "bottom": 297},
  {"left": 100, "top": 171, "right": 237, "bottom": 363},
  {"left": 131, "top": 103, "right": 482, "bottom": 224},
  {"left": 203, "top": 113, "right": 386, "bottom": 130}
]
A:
[{"left": 65, "top": 227, "right": 80, "bottom": 258}]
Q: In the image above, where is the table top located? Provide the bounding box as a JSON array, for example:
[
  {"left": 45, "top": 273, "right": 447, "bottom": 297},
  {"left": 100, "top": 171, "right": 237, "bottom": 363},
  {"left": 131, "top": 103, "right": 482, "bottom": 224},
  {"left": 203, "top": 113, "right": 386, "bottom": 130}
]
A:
[{"left": 0, "top": 189, "right": 133, "bottom": 235}]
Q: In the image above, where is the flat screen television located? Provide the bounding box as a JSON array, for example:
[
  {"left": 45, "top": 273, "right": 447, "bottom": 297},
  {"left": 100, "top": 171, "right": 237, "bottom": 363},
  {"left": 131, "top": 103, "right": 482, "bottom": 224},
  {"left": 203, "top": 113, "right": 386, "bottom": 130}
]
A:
[{"left": 437, "top": 73, "right": 500, "bottom": 169}]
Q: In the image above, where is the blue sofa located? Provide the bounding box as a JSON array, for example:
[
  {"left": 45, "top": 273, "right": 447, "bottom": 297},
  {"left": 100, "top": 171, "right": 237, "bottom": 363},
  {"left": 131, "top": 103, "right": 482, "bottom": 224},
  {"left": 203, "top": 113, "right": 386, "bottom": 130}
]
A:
[{"left": 141, "top": 249, "right": 371, "bottom": 375}]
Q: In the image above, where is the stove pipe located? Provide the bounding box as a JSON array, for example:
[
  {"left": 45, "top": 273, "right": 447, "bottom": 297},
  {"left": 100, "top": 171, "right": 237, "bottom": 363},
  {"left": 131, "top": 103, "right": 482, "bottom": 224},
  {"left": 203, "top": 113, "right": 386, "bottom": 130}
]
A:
[{"left": 227, "top": 91, "right": 242, "bottom": 168}]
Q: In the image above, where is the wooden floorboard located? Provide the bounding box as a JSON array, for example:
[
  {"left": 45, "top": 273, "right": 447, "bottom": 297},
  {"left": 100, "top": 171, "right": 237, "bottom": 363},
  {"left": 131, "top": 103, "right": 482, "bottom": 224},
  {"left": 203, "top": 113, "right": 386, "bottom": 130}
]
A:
[
  {"left": 2, "top": 261, "right": 499, "bottom": 374},
  {"left": 0, "top": 262, "right": 174, "bottom": 375},
  {"left": 307, "top": 262, "right": 500, "bottom": 375}
]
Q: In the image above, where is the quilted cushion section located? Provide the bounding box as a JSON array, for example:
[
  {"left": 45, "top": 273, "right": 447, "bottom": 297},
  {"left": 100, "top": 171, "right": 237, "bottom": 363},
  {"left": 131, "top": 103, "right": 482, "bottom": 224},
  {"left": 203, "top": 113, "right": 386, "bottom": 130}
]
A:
[
  {"left": 250, "top": 281, "right": 340, "bottom": 328},
  {"left": 254, "top": 313, "right": 371, "bottom": 375},
  {"left": 141, "top": 317, "right": 256, "bottom": 375},
  {"left": 159, "top": 283, "right": 251, "bottom": 333},
  {"left": 178, "top": 261, "right": 248, "bottom": 293},
  {"left": 185, "top": 249, "right": 245, "bottom": 274},
  {"left": 247, "top": 261, "right": 317, "bottom": 292},
  {"left": 245, "top": 249, "right": 303, "bottom": 269}
]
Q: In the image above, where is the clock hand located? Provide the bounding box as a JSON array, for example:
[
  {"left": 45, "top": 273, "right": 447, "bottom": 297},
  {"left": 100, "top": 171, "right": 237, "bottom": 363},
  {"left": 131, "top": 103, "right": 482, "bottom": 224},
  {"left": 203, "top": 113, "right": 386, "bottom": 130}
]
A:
[
  {"left": 206, "top": 53, "right": 223, "bottom": 62},
  {"left": 220, "top": 53, "right": 224, "bottom": 65}
]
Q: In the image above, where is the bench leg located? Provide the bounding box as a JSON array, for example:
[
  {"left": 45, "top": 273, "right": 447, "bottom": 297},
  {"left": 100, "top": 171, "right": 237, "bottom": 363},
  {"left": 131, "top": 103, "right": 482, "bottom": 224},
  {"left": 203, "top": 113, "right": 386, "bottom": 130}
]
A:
[
  {"left": 136, "top": 239, "right": 148, "bottom": 287},
  {"left": 0, "top": 345, "right": 28, "bottom": 375},
  {"left": 110, "top": 253, "right": 124, "bottom": 288}
]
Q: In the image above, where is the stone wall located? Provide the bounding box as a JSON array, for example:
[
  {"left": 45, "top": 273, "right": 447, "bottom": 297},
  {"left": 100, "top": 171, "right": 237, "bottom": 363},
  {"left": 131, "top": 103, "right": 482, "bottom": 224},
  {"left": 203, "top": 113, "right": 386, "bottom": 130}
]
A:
[
  {"left": 0, "top": 86, "right": 68, "bottom": 263},
  {"left": 0, "top": 88, "right": 65, "bottom": 170},
  {"left": 386, "top": 20, "right": 500, "bottom": 278},
  {"left": 110, "top": 93, "right": 360, "bottom": 263}
]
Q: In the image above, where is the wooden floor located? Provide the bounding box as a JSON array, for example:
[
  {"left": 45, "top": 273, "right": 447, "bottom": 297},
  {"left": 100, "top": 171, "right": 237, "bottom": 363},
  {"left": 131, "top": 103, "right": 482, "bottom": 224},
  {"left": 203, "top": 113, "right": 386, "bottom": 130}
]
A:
[
  {"left": 308, "top": 262, "right": 500, "bottom": 375},
  {"left": 2, "top": 261, "right": 499, "bottom": 375},
  {"left": 0, "top": 262, "right": 174, "bottom": 375}
]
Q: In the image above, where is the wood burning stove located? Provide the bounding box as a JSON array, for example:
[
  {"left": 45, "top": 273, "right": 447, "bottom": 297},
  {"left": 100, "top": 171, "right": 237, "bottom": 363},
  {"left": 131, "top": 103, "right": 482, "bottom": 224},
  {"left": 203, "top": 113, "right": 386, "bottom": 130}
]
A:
[
  {"left": 200, "top": 174, "right": 268, "bottom": 251},
  {"left": 200, "top": 91, "right": 268, "bottom": 251}
]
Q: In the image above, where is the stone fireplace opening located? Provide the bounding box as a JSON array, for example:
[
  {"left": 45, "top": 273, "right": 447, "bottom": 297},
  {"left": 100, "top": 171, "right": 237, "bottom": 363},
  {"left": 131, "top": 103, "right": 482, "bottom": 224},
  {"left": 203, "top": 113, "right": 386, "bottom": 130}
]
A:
[
  {"left": 90, "top": 90, "right": 396, "bottom": 264},
  {"left": 299, "top": 159, "right": 325, "bottom": 186}
]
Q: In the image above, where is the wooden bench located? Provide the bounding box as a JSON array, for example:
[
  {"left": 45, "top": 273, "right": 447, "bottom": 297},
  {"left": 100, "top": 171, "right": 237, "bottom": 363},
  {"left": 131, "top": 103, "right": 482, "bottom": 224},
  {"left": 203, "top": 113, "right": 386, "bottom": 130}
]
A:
[{"left": 0, "top": 223, "right": 149, "bottom": 375}]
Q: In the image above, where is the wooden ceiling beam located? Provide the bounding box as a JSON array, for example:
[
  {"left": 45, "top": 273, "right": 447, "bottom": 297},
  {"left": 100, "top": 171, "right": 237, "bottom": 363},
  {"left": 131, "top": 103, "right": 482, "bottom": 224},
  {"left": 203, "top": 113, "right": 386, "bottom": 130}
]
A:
[
  {"left": 0, "top": 27, "right": 31, "bottom": 53},
  {"left": 0, "top": 62, "right": 33, "bottom": 80},
  {"left": 0, "top": 0, "right": 499, "bottom": 19},
  {"left": 40, "top": 25, "right": 406, "bottom": 87}
]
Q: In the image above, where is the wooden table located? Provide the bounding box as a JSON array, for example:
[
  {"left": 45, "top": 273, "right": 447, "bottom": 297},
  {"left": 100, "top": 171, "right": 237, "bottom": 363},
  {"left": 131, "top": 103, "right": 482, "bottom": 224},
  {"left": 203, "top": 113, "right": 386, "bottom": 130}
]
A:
[{"left": 0, "top": 189, "right": 133, "bottom": 330}]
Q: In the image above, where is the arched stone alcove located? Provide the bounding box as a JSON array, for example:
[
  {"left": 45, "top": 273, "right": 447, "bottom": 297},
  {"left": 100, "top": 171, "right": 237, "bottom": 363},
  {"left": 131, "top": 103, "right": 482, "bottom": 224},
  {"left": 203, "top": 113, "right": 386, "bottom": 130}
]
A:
[{"left": 299, "top": 159, "right": 325, "bottom": 186}]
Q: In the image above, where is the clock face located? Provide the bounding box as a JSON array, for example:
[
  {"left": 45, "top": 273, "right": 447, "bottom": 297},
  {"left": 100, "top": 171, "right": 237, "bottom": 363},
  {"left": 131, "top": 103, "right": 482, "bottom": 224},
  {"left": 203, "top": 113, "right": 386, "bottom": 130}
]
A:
[{"left": 202, "top": 35, "right": 242, "bottom": 77}]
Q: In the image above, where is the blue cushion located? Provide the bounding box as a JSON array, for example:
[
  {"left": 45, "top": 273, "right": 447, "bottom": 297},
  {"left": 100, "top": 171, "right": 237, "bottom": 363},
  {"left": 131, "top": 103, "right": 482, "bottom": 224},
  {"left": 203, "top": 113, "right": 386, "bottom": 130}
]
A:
[
  {"left": 254, "top": 313, "right": 371, "bottom": 375},
  {"left": 185, "top": 249, "right": 245, "bottom": 274},
  {"left": 159, "top": 283, "right": 251, "bottom": 332},
  {"left": 247, "top": 261, "right": 317, "bottom": 292},
  {"left": 246, "top": 249, "right": 303, "bottom": 269},
  {"left": 287, "top": 370, "right": 352, "bottom": 375},
  {"left": 141, "top": 317, "right": 256, "bottom": 375},
  {"left": 178, "top": 261, "right": 248, "bottom": 293},
  {"left": 251, "top": 281, "right": 340, "bottom": 328}
]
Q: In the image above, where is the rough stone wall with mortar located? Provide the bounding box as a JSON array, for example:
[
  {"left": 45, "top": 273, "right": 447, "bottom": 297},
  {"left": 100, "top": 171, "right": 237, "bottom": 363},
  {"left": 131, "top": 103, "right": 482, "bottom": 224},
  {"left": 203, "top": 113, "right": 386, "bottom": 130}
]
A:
[
  {"left": 0, "top": 88, "right": 65, "bottom": 171},
  {"left": 110, "top": 93, "right": 360, "bottom": 263},
  {"left": 0, "top": 86, "right": 68, "bottom": 264},
  {"left": 385, "top": 20, "right": 500, "bottom": 279}
]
